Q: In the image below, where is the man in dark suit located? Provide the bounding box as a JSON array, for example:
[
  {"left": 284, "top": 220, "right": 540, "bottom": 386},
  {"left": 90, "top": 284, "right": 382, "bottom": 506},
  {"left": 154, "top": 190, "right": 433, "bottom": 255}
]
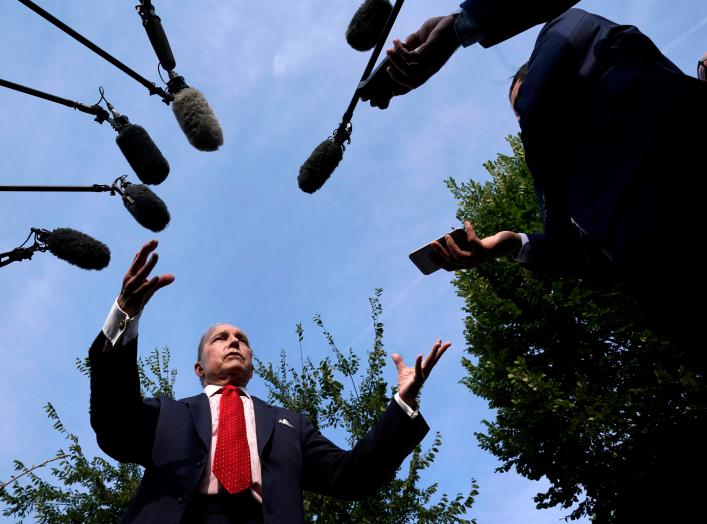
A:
[
  {"left": 90, "top": 240, "right": 449, "bottom": 524},
  {"left": 375, "top": 6, "right": 707, "bottom": 347}
]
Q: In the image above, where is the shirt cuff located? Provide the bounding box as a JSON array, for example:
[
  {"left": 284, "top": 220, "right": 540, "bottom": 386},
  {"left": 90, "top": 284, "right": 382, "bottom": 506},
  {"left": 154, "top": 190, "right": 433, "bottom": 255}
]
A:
[
  {"left": 454, "top": 6, "right": 483, "bottom": 47},
  {"left": 512, "top": 233, "right": 530, "bottom": 263},
  {"left": 394, "top": 392, "right": 419, "bottom": 419},
  {"left": 102, "top": 299, "right": 141, "bottom": 349}
]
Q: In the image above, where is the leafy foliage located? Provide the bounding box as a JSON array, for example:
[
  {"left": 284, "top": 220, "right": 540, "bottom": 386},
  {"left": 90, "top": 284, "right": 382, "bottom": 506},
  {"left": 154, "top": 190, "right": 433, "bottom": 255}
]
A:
[
  {"left": 447, "top": 136, "right": 707, "bottom": 521},
  {"left": 257, "top": 289, "right": 478, "bottom": 523},
  {"left": 0, "top": 348, "right": 175, "bottom": 523}
]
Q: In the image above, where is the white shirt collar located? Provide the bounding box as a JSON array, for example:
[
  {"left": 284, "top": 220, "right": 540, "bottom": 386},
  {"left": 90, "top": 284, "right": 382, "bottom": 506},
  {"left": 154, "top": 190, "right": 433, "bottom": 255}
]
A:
[{"left": 203, "top": 383, "right": 251, "bottom": 399}]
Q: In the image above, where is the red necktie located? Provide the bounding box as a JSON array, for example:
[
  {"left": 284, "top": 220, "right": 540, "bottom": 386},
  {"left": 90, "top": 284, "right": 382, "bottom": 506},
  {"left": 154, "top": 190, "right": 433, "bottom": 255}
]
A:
[{"left": 212, "top": 385, "right": 252, "bottom": 494}]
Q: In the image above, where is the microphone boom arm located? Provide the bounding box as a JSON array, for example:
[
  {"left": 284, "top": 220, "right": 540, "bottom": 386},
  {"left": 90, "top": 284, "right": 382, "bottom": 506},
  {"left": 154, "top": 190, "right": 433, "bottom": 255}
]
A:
[
  {"left": 0, "top": 175, "right": 129, "bottom": 195},
  {"left": 0, "top": 78, "right": 110, "bottom": 123},
  {"left": 0, "top": 247, "right": 37, "bottom": 268},
  {"left": 339, "top": 0, "right": 406, "bottom": 130},
  {"left": 16, "top": 0, "right": 173, "bottom": 104},
  {"left": 0, "top": 184, "right": 114, "bottom": 193},
  {"left": 0, "top": 230, "right": 46, "bottom": 269}
]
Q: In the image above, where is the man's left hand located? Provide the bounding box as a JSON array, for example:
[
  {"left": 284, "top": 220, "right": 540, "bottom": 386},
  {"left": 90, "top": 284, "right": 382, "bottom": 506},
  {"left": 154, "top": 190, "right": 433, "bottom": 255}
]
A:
[{"left": 392, "top": 339, "right": 450, "bottom": 411}]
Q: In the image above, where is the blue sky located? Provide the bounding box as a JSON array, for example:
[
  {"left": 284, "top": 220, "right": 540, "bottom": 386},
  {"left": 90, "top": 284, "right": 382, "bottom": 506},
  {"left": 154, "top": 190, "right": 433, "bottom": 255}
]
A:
[{"left": 0, "top": 1, "right": 705, "bottom": 522}]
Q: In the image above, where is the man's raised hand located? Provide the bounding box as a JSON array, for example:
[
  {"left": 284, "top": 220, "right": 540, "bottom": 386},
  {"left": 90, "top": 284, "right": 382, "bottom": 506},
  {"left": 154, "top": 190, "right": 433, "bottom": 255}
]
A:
[
  {"left": 393, "top": 339, "right": 450, "bottom": 410},
  {"left": 117, "top": 240, "right": 175, "bottom": 318}
]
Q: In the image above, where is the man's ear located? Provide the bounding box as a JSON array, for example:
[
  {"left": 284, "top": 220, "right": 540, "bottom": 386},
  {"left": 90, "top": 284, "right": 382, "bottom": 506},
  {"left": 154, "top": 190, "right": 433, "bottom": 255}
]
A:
[{"left": 194, "top": 361, "right": 205, "bottom": 378}]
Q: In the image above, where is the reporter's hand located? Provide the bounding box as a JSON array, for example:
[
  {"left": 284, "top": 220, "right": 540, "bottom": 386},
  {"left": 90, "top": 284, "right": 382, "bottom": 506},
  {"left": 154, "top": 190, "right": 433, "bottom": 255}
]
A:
[
  {"left": 362, "top": 14, "right": 461, "bottom": 109},
  {"left": 388, "top": 15, "right": 460, "bottom": 88},
  {"left": 432, "top": 221, "right": 523, "bottom": 271},
  {"left": 393, "top": 339, "right": 450, "bottom": 410},
  {"left": 117, "top": 240, "right": 175, "bottom": 318}
]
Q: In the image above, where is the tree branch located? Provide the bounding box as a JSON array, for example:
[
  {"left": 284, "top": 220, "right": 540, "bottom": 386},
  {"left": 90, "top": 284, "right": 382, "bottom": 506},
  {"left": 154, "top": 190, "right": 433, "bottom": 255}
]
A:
[{"left": 0, "top": 454, "right": 67, "bottom": 492}]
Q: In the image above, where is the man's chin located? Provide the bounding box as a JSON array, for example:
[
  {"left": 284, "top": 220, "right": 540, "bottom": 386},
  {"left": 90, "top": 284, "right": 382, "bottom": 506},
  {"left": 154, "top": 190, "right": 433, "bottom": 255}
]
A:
[{"left": 220, "top": 364, "right": 252, "bottom": 385}]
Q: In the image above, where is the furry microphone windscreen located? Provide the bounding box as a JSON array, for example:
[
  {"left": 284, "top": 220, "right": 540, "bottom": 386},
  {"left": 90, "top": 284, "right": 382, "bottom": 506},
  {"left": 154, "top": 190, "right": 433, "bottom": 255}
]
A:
[
  {"left": 45, "top": 228, "right": 111, "bottom": 270},
  {"left": 121, "top": 184, "right": 171, "bottom": 232},
  {"left": 346, "top": 0, "right": 393, "bottom": 51},
  {"left": 298, "top": 139, "right": 344, "bottom": 193},
  {"left": 172, "top": 87, "right": 224, "bottom": 152},
  {"left": 115, "top": 124, "right": 170, "bottom": 185}
]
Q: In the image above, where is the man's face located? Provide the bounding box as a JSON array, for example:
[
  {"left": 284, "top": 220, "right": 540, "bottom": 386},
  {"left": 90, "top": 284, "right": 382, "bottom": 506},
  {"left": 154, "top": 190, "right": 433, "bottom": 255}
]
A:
[
  {"left": 194, "top": 324, "right": 254, "bottom": 387},
  {"left": 510, "top": 80, "right": 523, "bottom": 121}
]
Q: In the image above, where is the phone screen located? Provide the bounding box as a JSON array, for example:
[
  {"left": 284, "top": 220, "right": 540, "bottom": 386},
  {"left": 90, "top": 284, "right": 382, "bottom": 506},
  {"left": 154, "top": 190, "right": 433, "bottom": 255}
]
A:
[{"left": 409, "top": 228, "right": 466, "bottom": 275}]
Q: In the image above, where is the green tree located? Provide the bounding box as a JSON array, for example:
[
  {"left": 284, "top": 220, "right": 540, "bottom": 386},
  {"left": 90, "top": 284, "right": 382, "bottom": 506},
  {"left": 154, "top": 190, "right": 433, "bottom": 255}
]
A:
[
  {"left": 2, "top": 293, "right": 477, "bottom": 523},
  {"left": 0, "top": 348, "right": 176, "bottom": 523},
  {"left": 258, "top": 289, "right": 477, "bottom": 524},
  {"left": 447, "top": 136, "right": 707, "bottom": 521}
]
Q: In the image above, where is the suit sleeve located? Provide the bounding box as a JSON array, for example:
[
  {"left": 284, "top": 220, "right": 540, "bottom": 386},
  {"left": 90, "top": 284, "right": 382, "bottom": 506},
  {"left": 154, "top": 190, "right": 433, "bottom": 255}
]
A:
[
  {"left": 457, "top": 0, "right": 581, "bottom": 48},
  {"left": 300, "top": 400, "right": 429, "bottom": 500},
  {"left": 517, "top": 232, "right": 588, "bottom": 275},
  {"left": 89, "top": 332, "right": 159, "bottom": 467}
]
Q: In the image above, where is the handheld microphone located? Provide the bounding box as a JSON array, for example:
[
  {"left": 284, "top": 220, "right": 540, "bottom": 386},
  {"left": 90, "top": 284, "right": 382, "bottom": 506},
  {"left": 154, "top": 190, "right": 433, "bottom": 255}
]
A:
[
  {"left": 168, "top": 74, "right": 224, "bottom": 151},
  {"left": 41, "top": 228, "right": 111, "bottom": 270},
  {"left": 346, "top": 0, "right": 393, "bottom": 51},
  {"left": 136, "top": 0, "right": 177, "bottom": 71},
  {"left": 121, "top": 183, "right": 171, "bottom": 232}
]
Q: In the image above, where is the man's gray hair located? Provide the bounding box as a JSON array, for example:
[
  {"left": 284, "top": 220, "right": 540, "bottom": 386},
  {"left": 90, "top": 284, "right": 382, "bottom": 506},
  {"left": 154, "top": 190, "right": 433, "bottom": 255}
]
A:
[{"left": 196, "top": 324, "right": 220, "bottom": 364}]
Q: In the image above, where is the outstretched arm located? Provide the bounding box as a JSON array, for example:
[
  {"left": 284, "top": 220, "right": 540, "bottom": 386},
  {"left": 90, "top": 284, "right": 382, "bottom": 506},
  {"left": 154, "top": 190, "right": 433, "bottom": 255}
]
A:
[
  {"left": 301, "top": 340, "right": 449, "bottom": 499},
  {"left": 432, "top": 220, "right": 598, "bottom": 276},
  {"left": 363, "top": 1, "right": 581, "bottom": 109},
  {"left": 89, "top": 240, "right": 174, "bottom": 466}
]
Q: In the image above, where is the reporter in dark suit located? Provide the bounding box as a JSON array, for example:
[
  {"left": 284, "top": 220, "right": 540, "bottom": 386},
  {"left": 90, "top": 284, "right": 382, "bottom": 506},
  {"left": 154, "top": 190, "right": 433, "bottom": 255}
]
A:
[
  {"left": 430, "top": 9, "right": 707, "bottom": 348},
  {"left": 90, "top": 240, "right": 448, "bottom": 524}
]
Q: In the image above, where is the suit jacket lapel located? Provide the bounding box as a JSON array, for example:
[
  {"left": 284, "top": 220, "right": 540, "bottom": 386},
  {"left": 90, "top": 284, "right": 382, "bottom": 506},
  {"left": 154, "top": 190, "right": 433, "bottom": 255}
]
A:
[
  {"left": 183, "top": 393, "right": 212, "bottom": 451},
  {"left": 252, "top": 396, "right": 276, "bottom": 457}
]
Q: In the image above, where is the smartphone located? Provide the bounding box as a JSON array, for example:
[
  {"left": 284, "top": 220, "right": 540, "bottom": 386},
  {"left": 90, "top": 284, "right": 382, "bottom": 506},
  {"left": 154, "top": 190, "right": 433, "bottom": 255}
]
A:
[
  {"left": 357, "top": 58, "right": 397, "bottom": 104},
  {"left": 409, "top": 228, "right": 467, "bottom": 275}
]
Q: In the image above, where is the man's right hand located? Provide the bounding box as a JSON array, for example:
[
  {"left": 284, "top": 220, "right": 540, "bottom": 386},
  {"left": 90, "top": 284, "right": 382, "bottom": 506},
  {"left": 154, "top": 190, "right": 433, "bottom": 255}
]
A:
[
  {"left": 432, "top": 221, "right": 523, "bottom": 271},
  {"left": 117, "top": 240, "right": 175, "bottom": 318}
]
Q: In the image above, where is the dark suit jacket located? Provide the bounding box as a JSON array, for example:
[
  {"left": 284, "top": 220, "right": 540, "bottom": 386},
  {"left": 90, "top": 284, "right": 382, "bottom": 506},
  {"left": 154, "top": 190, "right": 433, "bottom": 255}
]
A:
[
  {"left": 459, "top": 0, "right": 580, "bottom": 48},
  {"left": 510, "top": 9, "right": 707, "bottom": 276},
  {"left": 89, "top": 333, "right": 429, "bottom": 524}
]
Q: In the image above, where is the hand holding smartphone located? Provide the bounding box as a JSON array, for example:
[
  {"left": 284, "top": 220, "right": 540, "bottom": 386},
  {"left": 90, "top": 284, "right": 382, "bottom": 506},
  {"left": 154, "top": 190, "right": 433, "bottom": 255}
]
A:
[{"left": 409, "top": 228, "right": 467, "bottom": 275}]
